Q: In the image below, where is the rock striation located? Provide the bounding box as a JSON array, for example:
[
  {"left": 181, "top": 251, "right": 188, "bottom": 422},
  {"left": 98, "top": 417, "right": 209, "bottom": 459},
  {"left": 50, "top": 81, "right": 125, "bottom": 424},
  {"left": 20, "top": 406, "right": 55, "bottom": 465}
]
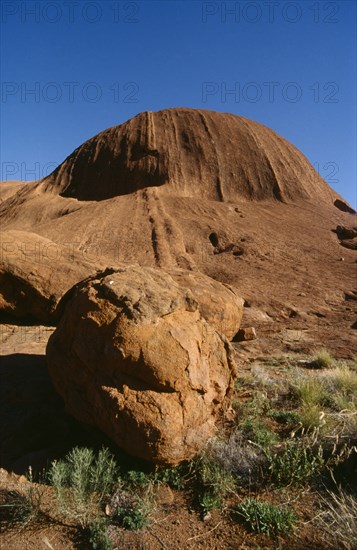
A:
[{"left": 43, "top": 108, "right": 334, "bottom": 204}]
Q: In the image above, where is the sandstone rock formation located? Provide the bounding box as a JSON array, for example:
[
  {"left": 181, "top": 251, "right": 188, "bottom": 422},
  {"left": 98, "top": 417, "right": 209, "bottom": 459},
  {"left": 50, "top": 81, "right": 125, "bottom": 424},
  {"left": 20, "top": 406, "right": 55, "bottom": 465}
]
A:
[
  {"left": 47, "top": 266, "right": 237, "bottom": 465},
  {"left": 42, "top": 109, "right": 335, "bottom": 204},
  {"left": 0, "top": 230, "right": 106, "bottom": 323},
  {"left": 1, "top": 107, "right": 356, "bottom": 358}
]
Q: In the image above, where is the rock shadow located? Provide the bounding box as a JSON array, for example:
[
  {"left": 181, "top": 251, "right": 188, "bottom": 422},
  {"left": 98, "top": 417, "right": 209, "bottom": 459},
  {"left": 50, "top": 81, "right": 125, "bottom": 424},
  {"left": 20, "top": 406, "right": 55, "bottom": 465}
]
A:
[{"left": 0, "top": 353, "right": 149, "bottom": 476}]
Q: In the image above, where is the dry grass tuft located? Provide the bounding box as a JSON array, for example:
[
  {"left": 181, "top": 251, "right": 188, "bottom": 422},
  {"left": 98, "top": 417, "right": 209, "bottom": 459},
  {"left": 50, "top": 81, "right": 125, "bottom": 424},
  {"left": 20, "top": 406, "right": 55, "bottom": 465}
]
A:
[{"left": 317, "top": 489, "right": 357, "bottom": 549}]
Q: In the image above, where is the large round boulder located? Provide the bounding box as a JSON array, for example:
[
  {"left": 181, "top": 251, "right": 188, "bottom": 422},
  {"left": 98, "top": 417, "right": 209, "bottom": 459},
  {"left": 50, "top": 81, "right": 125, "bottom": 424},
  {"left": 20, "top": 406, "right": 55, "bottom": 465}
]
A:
[{"left": 46, "top": 266, "right": 237, "bottom": 465}]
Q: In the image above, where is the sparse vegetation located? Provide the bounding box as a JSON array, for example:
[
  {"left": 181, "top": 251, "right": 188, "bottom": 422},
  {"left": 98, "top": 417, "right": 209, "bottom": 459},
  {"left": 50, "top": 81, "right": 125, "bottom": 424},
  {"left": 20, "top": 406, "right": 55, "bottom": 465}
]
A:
[
  {"left": 0, "top": 468, "right": 46, "bottom": 529},
  {"left": 269, "top": 439, "right": 325, "bottom": 486},
  {"left": 49, "top": 446, "right": 118, "bottom": 527},
  {"left": 234, "top": 497, "right": 297, "bottom": 536},
  {"left": 193, "top": 455, "right": 235, "bottom": 514},
  {"left": 0, "top": 488, "right": 42, "bottom": 528},
  {"left": 87, "top": 518, "right": 112, "bottom": 550},
  {"left": 1, "top": 352, "right": 356, "bottom": 548},
  {"left": 311, "top": 348, "right": 335, "bottom": 369}
]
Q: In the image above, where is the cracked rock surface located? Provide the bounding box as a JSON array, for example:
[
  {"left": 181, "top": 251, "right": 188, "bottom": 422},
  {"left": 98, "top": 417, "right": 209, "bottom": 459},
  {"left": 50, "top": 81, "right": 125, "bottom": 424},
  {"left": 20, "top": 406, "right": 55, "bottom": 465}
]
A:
[{"left": 46, "top": 266, "right": 237, "bottom": 465}]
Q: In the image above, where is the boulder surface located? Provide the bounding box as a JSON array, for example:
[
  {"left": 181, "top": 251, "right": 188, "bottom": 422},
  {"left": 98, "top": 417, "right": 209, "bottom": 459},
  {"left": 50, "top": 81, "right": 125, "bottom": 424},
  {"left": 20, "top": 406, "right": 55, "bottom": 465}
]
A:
[
  {"left": 46, "top": 266, "right": 237, "bottom": 465},
  {"left": 168, "top": 269, "right": 244, "bottom": 340}
]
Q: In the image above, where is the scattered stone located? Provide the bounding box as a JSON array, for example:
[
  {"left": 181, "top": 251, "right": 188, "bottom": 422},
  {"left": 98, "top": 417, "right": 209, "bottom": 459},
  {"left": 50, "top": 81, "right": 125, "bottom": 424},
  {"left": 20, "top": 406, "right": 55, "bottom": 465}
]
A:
[
  {"left": 155, "top": 484, "right": 174, "bottom": 505},
  {"left": 233, "top": 327, "right": 257, "bottom": 342}
]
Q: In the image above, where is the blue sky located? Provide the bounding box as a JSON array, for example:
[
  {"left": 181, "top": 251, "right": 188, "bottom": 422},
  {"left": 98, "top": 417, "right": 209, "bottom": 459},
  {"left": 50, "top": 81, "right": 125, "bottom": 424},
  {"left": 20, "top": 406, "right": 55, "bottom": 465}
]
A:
[{"left": 1, "top": 0, "right": 356, "bottom": 206}]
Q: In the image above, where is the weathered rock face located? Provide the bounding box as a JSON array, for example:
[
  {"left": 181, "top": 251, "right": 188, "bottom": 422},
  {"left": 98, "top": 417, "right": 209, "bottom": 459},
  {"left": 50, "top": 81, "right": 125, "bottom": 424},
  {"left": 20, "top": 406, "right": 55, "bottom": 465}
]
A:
[
  {"left": 168, "top": 269, "right": 244, "bottom": 340},
  {"left": 46, "top": 266, "right": 237, "bottom": 465},
  {"left": 43, "top": 108, "right": 333, "bottom": 204},
  {"left": 0, "top": 230, "right": 106, "bottom": 323}
]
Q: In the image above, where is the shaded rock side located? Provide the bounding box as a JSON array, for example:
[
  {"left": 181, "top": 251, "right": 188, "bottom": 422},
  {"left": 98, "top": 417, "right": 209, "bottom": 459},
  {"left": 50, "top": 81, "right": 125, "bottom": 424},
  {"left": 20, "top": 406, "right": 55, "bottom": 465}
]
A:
[
  {"left": 46, "top": 266, "right": 237, "bottom": 465},
  {"left": 0, "top": 230, "right": 106, "bottom": 323}
]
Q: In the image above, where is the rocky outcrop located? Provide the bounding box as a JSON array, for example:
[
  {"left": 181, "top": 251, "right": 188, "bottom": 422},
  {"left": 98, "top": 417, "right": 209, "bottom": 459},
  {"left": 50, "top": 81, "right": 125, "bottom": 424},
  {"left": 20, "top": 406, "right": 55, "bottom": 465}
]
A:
[
  {"left": 334, "top": 225, "right": 357, "bottom": 251},
  {"left": 46, "top": 266, "right": 237, "bottom": 465},
  {"left": 43, "top": 108, "right": 334, "bottom": 204},
  {"left": 1, "top": 109, "right": 356, "bottom": 358},
  {"left": 0, "top": 230, "right": 106, "bottom": 323}
]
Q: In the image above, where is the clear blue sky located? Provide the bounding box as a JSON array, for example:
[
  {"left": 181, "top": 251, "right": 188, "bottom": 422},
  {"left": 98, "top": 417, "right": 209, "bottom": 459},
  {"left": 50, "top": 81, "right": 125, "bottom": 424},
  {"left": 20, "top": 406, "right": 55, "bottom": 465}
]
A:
[{"left": 1, "top": 0, "right": 356, "bottom": 206}]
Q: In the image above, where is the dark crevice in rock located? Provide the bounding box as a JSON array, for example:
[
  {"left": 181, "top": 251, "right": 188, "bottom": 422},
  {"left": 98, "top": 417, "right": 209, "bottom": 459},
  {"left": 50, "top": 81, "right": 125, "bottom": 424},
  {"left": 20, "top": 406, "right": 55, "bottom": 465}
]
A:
[{"left": 334, "top": 199, "right": 356, "bottom": 214}]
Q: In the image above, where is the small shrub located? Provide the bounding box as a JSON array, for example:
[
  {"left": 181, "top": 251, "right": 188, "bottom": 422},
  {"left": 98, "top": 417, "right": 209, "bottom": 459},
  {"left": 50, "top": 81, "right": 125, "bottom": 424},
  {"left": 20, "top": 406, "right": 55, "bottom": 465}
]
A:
[
  {"left": 110, "top": 491, "right": 153, "bottom": 530},
  {"left": 234, "top": 498, "right": 296, "bottom": 536},
  {"left": 156, "top": 465, "right": 186, "bottom": 489},
  {"left": 49, "top": 447, "right": 118, "bottom": 526},
  {"left": 270, "top": 410, "right": 300, "bottom": 425},
  {"left": 117, "top": 504, "right": 150, "bottom": 530},
  {"left": 88, "top": 518, "right": 112, "bottom": 549},
  {"left": 205, "top": 432, "right": 269, "bottom": 487},
  {"left": 269, "top": 441, "right": 325, "bottom": 486},
  {"left": 241, "top": 418, "right": 279, "bottom": 449},
  {"left": 311, "top": 349, "right": 334, "bottom": 369},
  {"left": 194, "top": 455, "right": 235, "bottom": 514},
  {"left": 236, "top": 391, "right": 278, "bottom": 451},
  {"left": 125, "top": 470, "right": 151, "bottom": 488}
]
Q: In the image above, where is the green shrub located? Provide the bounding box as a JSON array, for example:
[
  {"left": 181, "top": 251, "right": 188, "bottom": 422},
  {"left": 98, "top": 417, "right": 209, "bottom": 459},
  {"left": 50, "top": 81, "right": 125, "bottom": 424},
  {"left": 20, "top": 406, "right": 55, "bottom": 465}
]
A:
[
  {"left": 49, "top": 447, "right": 118, "bottom": 526},
  {"left": 155, "top": 464, "right": 187, "bottom": 489},
  {"left": 109, "top": 489, "right": 153, "bottom": 530},
  {"left": 241, "top": 418, "right": 279, "bottom": 449},
  {"left": 311, "top": 349, "right": 334, "bottom": 369},
  {"left": 194, "top": 455, "right": 235, "bottom": 514},
  {"left": 270, "top": 410, "right": 300, "bottom": 425},
  {"left": 116, "top": 501, "right": 151, "bottom": 530},
  {"left": 88, "top": 518, "right": 112, "bottom": 549},
  {"left": 125, "top": 470, "right": 151, "bottom": 488},
  {"left": 269, "top": 441, "right": 325, "bottom": 486},
  {"left": 234, "top": 498, "right": 296, "bottom": 536}
]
